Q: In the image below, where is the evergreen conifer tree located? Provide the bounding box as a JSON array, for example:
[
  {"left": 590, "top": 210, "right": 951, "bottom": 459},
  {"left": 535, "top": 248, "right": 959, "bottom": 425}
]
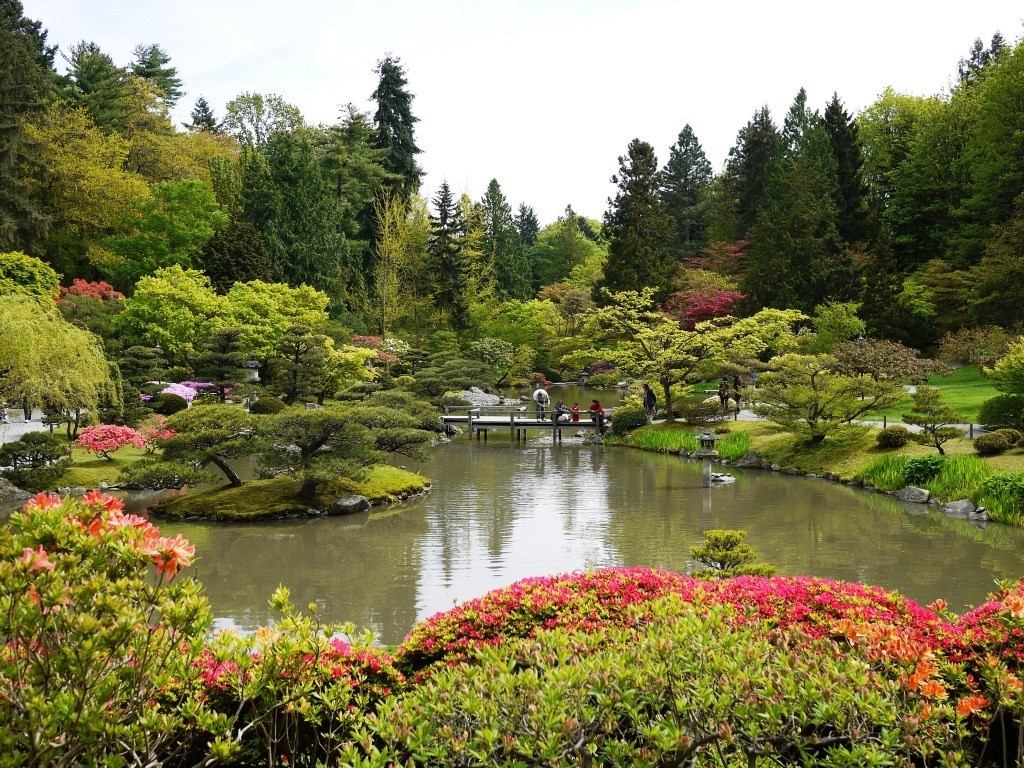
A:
[
  {"left": 661, "top": 124, "right": 713, "bottom": 259},
  {"left": 130, "top": 43, "right": 183, "bottom": 108},
  {"left": 480, "top": 179, "right": 530, "bottom": 300},
  {"left": 595, "top": 139, "right": 675, "bottom": 301},
  {"left": 60, "top": 41, "right": 132, "bottom": 133},
  {"left": 371, "top": 55, "right": 422, "bottom": 201},
  {"left": 430, "top": 182, "right": 468, "bottom": 328},
  {"left": 0, "top": 0, "right": 55, "bottom": 249},
  {"left": 514, "top": 203, "right": 540, "bottom": 248},
  {"left": 823, "top": 93, "right": 870, "bottom": 245},
  {"left": 722, "top": 107, "right": 784, "bottom": 238},
  {"left": 186, "top": 96, "right": 220, "bottom": 133}
]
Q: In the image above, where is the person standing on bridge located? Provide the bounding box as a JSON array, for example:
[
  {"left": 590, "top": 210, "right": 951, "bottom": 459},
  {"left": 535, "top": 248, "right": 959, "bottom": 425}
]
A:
[
  {"left": 533, "top": 384, "right": 550, "bottom": 421},
  {"left": 570, "top": 403, "right": 580, "bottom": 422},
  {"left": 588, "top": 399, "right": 606, "bottom": 435}
]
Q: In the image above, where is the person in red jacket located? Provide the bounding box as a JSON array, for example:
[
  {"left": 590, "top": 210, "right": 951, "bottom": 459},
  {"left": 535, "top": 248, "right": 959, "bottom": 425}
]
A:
[
  {"left": 570, "top": 403, "right": 581, "bottom": 422},
  {"left": 588, "top": 399, "right": 606, "bottom": 435}
]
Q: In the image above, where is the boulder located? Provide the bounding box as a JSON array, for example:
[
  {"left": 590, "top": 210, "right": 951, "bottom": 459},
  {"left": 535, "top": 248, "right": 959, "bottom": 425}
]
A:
[
  {"left": 940, "top": 499, "right": 977, "bottom": 518},
  {"left": 897, "top": 486, "right": 931, "bottom": 504},
  {"left": 0, "top": 477, "right": 31, "bottom": 504},
  {"left": 326, "top": 495, "right": 371, "bottom": 516},
  {"left": 971, "top": 506, "right": 988, "bottom": 522},
  {"left": 770, "top": 464, "right": 781, "bottom": 472},
  {"left": 733, "top": 452, "right": 763, "bottom": 469}
]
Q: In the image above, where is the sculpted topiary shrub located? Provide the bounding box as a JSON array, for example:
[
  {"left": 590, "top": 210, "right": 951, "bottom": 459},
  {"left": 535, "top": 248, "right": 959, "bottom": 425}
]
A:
[
  {"left": 610, "top": 402, "right": 647, "bottom": 436},
  {"left": 975, "top": 431, "right": 1013, "bottom": 456},
  {"left": 248, "top": 394, "right": 287, "bottom": 414},
  {"left": 150, "top": 391, "right": 189, "bottom": 416},
  {"left": 876, "top": 425, "right": 912, "bottom": 448},
  {"left": 994, "top": 428, "right": 1023, "bottom": 446}
]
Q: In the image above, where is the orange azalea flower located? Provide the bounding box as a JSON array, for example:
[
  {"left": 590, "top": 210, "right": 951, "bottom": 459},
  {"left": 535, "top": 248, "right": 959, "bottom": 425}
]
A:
[
  {"left": 927, "top": 598, "right": 947, "bottom": 613},
  {"left": 1003, "top": 594, "right": 1024, "bottom": 619},
  {"left": 913, "top": 660, "right": 938, "bottom": 679},
  {"left": 956, "top": 695, "right": 989, "bottom": 718},
  {"left": 918, "top": 680, "right": 948, "bottom": 700},
  {"left": 145, "top": 535, "right": 195, "bottom": 578},
  {"left": 19, "top": 546, "right": 54, "bottom": 571},
  {"left": 25, "top": 492, "right": 61, "bottom": 511},
  {"left": 1002, "top": 675, "right": 1023, "bottom": 695},
  {"left": 921, "top": 703, "right": 934, "bottom": 720},
  {"left": 82, "top": 490, "right": 125, "bottom": 512}
]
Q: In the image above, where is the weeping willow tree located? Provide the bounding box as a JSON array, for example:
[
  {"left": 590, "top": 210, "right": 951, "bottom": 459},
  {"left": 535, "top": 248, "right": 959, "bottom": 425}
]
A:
[{"left": 0, "top": 295, "right": 115, "bottom": 415}]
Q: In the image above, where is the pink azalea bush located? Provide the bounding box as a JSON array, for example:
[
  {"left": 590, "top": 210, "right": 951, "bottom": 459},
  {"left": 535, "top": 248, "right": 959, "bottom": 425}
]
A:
[
  {"left": 137, "top": 413, "right": 176, "bottom": 451},
  {"left": 74, "top": 423, "right": 148, "bottom": 460},
  {"left": 160, "top": 382, "right": 199, "bottom": 402}
]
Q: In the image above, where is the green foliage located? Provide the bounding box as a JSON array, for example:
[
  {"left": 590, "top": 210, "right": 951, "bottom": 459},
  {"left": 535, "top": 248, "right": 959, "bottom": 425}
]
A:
[
  {"left": 358, "top": 601, "right": 945, "bottom": 767},
  {"left": 0, "top": 431, "right": 70, "bottom": 491},
  {"left": 973, "top": 472, "right": 1024, "bottom": 525},
  {"left": 994, "top": 428, "right": 1022, "bottom": 445},
  {"left": 372, "top": 55, "right": 422, "bottom": 201},
  {"left": 130, "top": 43, "right": 182, "bottom": 108},
  {"left": 0, "top": 494, "right": 224, "bottom": 766},
  {"left": 973, "top": 431, "right": 1013, "bottom": 456},
  {"left": 661, "top": 124, "right": 713, "bottom": 259},
  {"left": 248, "top": 394, "right": 286, "bottom": 414},
  {"left": 117, "top": 458, "right": 213, "bottom": 490},
  {"left": 876, "top": 425, "right": 911, "bottom": 448},
  {"left": 978, "top": 394, "right": 1024, "bottom": 430},
  {"left": 151, "top": 392, "right": 188, "bottom": 415},
  {"left": 990, "top": 336, "right": 1024, "bottom": 396},
  {"left": 902, "top": 454, "right": 947, "bottom": 486},
  {"left": 752, "top": 353, "right": 902, "bottom": 443},
  {"left": 162, "top": 404, "right": 257, "bottom": 487},
  {"left": 610, "top": 402, "right": 647, "bottom": 436},
  {"left": 690, "top": 529, "right": 776, "bottom": 579},
  {"left": 672, "top": 397, "right": 727, "bottom": 425},
  {"left": 809, "top": 301, "right": 865, "bottom": 352},
  {"left": 0, "top": 250, "right": 60, "bottom": 302}
]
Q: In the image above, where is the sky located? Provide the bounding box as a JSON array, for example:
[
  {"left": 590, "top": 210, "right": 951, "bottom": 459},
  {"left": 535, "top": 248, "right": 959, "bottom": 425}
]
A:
[{"left": 23, "top": 0, "right": 1024, "bottom": 225}]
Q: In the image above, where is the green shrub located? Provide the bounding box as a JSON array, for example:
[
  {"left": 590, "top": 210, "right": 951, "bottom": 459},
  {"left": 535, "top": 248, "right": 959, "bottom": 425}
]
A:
[
  {"left": 673, "top": 398, "right": 727, "bottom": 425},
  {"left": 973, "top": 472, "right": 1024, "bottom": 525},
  {"left": 876, "top": 425, "right": 911, "bottom": 448},
  {"left": 902, "top": 455, "right": 947, "bottom": 485},
  {"left": 973, "top": 431, "right": 1012, "bottom": 456},
  {"left": 994, "top": 427, "right": 1023, "bottom": 445},
  {"left": 610, "top": 402, "right": 647, "bottom": 436},
  {"left": 0, "top": 432, "right": 71, "bottom": 491},
  {"left": 583, "top": 371, "right": 621, "bottom": 388},
  {"left": 249, "top": 394, "right": 287, "bottom": 415},
  {"left": 978, "top": 394, "right": 1024, "bottom": 431},
  {"left": 362, "top": 601, "right": 958, "bottom": 767},
  {"left": 151, "top": 392, "right": 189, "bottom": 416},
  {"left": 690, "top": 529, "right": 775, "bottom": 578}
]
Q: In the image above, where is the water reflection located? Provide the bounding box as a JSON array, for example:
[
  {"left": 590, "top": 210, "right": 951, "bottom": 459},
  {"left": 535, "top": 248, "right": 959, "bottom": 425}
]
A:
[{"left": 157, "top": 438, "right": 1024, "bottom": 645}]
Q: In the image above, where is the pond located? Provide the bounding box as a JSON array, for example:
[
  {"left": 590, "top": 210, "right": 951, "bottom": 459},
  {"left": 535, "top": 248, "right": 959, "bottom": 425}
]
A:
[{"left": 158, "top": 437, "right": 1024, "bottom": 645}]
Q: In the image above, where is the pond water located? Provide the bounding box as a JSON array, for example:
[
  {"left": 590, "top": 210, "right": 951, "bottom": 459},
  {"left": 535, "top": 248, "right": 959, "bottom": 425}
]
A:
[{"left": 157, "top": 437, "right": 1024, "bottom": 646}]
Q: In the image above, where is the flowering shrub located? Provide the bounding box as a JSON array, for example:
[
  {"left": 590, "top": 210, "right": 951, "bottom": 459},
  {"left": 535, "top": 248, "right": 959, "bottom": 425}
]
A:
[
  {"left": 74, "top": 423, "right": 148, "bottom": 460},
  {"left": 160, "top": 381, "right": 199, "bottom": 403},
  {"left": 137, "top": 413, "right": 176, "bottom": 452},
  {"left": 59, "top": 278, "right": 124, "bottom": 301},
  {"left": 351, "top": 334, "right": 383, "bottom": 348},
  {"left": 397, "top": 568, "right": 956, "bottom": 675},
  {"left": 359, "top": 601, "right": 972, "bottom": 767},
  {"left": 0, "top": 492, "right": 224, "bottom": 766}
]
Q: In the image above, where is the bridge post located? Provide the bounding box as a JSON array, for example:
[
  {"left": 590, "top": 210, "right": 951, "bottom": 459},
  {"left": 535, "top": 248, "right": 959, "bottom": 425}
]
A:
[
  {"left": 467, "top": 408, "right": 475, "bottom": 436},
  {"left": 510, "top": 411, "right": 516, "bottom": 441}
]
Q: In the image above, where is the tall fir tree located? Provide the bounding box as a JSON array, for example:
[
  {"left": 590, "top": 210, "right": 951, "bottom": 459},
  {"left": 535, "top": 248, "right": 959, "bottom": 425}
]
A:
[
  {"left": 186, "top": 95, "right": 220, "bottom": 133},
  {"left": 514, "top": 203, "right": 540, "bottom": 248},
  {"left": 660, "top": 124, "right": 712, "bottom": 260},
  {"left": 722, "top": 106, "right": 784, "bottom": 238},
  {"left": 59, "top": 41, "right": 132, "bottom": 133},
  {"left": 130, "top": 43, "right": 183, "bottom": 108},
  {"left": 371, "top": 55, "right": 422, "bottom": 202},
  {"left": 480, "top": 179, "right": 530, "bottom": 300},
  {"left": 823, "top": 93, "right": 870, "bottom": 245},
  {"left": 429, "top": 182, "right": 468, "bottom": 328},
  {"left": 781, "top": 87, "right": 815, "bottom": 154},
  {"left": 0, "top": 0, "right": 55, "bottom": 250},
  {"left": 595, "top": 139, "right": 675, "bottom": 301}
]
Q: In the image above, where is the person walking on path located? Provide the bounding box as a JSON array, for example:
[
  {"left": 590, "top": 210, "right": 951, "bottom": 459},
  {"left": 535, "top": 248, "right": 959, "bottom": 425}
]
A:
[
  {"left": 718, "top": 380, "right": 729, "bottom": 412},
  {"left": 588, "top": 399, "right": 606, "bottom": 435},
  {"left": 642, "top": 383, "right": 657, "bottom": 421},
  {"left": 732, "top": 374, "right": 743, "bottom": 413},
  {"left": 533, "top": 385, "right": 551, "bottom": 421}
]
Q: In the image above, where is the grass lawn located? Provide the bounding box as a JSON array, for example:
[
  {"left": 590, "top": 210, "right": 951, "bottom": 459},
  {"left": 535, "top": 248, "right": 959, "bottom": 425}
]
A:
[
  {"left": 58, "top": 445, "right": 151, "bottom": 489},
  {"left": 154, "top": 465, "right": 430, "bottom": 521},
  {"left": 863, "top": 365, "right": 999, "bottom": 423}
]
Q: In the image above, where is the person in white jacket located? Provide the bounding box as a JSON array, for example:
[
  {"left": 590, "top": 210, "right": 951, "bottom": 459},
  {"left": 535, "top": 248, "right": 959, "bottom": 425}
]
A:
[{"left": 532, "top": 385, "right": 550, "bottom": 420}]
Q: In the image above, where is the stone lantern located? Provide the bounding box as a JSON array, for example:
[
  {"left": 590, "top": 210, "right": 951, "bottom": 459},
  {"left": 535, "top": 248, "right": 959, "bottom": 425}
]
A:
[
  {"left": 694, "top": 431, "right": 721, "bottom": 488},
  {"left": 244, "top": 353, "right": 262, "bottom": 384}
]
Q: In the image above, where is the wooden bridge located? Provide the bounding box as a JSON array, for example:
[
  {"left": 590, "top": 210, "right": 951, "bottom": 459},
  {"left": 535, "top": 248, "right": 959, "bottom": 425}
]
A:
[{"left": 441, "top": 406, "right": 614, "bottom": 443}]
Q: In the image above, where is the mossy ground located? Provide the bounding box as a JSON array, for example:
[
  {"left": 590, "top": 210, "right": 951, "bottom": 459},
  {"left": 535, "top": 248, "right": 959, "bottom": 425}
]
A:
[
  {"left": 58, "top": 446, "right": 151, "bottom": 488},
  {"left": 862, "top": 365, "right": 999, "bottom": 423},
  {"left": 153, "top": 465, "right": 430, "bottom": 520}
]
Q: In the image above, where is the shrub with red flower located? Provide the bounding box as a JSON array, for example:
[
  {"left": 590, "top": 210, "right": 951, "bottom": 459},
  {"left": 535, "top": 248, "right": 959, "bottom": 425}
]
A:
[
  {"left": 138, "top": 414, "right": 176, "bottom": 452},
  {"left": 664, "top": 287, "right": 747, "bottom": 329},
  {"left": 350, "top": 335, "right": 383, "bottom": 349},
  {"left": 59, "top": 278, "right": 125, "bottom": 301},
  {"left": 75, "top": 423, "right": 148, "bottom": 460}
]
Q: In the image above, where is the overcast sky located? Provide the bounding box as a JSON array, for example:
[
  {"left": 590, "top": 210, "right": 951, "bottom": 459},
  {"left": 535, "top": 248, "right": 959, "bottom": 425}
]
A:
[{"left": 23, "top": 1, "right": 1024, "bottom": 225}]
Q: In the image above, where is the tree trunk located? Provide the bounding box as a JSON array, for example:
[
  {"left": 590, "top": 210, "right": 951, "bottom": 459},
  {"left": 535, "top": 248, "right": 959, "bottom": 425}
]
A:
[
  {"left": 205, "top": 455, "right": 243, "bottom": 487},
  {"left": 662, "top": 382, "right": 674, "bottom": 423}
]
